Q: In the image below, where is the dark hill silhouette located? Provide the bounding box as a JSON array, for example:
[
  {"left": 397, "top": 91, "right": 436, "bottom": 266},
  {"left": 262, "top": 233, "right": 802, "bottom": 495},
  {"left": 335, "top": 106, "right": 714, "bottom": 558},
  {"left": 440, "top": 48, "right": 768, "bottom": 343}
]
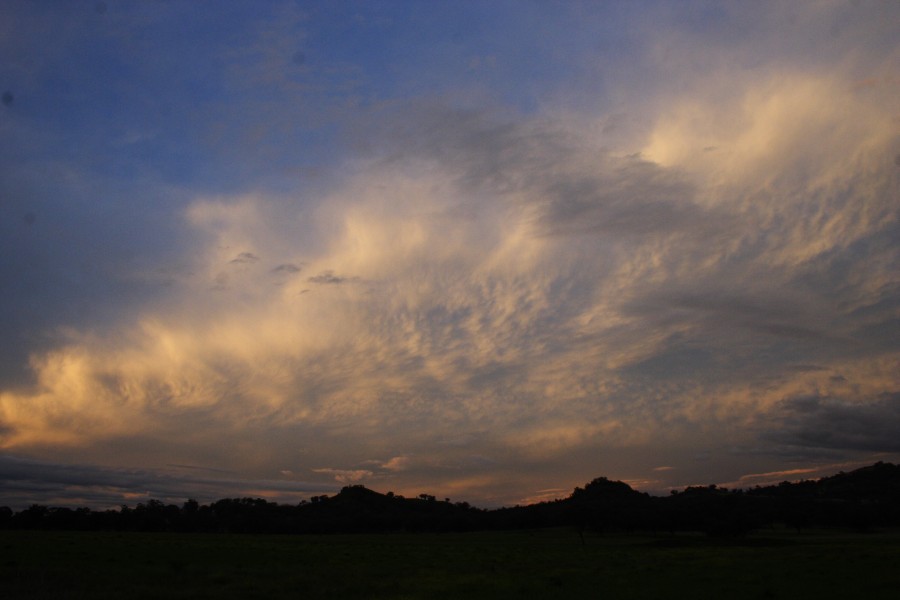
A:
[
  {"left": 298, "top": 485, "right": 483, "bottom": 532},
  {"left": 3, "top": 462, "right": 899, "bottom": 535},
  {"left": 577, "top": 476, "right": 644, "bottom": 498},
  {"left": 810, "top": 461, "right": 900, "bottom": 501},
  {"left": 742, "top": 461, "right": 900, "bottom": 532},
  {"left": 485, "top": 477, "right": 654, "bottom": 532}
]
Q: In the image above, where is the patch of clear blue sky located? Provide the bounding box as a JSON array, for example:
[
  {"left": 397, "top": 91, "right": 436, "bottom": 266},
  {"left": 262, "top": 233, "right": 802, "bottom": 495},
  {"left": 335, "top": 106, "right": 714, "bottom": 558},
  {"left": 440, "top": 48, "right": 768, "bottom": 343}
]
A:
[{"left": 4, "top": 1, "right": 648, "bottom": 195}]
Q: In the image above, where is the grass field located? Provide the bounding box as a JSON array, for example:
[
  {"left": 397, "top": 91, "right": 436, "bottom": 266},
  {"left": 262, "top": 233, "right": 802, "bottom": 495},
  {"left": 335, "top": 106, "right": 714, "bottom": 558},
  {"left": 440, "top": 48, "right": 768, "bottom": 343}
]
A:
[{"left": 2, "top": 528, "right": 899, "bottom": 599}]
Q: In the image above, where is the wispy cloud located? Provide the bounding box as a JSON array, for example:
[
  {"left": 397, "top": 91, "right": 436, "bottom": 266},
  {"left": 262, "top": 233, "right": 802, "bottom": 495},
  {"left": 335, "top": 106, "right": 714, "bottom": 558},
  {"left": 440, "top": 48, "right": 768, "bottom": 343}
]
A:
[
  {"left": 0, "top": 454, "right": 331, "bottom": 510},
  {"left": 307, "top": 270, "right": 355, "bottom": 285},
  {"left": 230, "top": 252, "right": 260, "bottom": 264},
  {"left": 312, "top": 468, "right": 373, "bottom": 484}
]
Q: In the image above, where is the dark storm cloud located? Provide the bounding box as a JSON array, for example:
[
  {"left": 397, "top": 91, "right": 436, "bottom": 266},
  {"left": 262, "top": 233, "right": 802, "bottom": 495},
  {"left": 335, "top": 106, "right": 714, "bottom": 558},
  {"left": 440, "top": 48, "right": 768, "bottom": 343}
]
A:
[{"left": 766, "top": 393, "right": 900, "bottom": 454}]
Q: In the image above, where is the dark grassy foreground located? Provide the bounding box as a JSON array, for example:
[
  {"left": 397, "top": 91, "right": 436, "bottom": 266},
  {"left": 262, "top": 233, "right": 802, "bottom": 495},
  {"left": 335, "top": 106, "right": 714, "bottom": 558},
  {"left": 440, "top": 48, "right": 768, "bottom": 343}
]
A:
[{"left": 2, "top": 528, "right": 899, "bottom": 599}]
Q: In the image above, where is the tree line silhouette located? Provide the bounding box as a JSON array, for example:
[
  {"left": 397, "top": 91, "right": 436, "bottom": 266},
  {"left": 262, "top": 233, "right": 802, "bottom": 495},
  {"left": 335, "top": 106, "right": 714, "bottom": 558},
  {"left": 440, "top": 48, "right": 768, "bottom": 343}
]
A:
[{"left": 2, "top": 462, "right": 898, "bottom": 537}]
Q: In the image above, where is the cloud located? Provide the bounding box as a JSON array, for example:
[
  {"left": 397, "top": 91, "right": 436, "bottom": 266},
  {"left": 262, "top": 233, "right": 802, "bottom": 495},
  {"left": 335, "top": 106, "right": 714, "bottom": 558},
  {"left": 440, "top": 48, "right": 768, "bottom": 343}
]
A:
[
  {"left": 0, "top": 453, "right": 331, "bottom": 510},
  {"left": 230, "top": 252, "right": 260, "bottom": 264},
  {"left": 0, "top": 1, "right": 897, "bottom": 507},
  {"left": 380, "top": 456, "right": 411, "bottom": 472},
  {"left": 714, "top": 460, "right": 884, "bottom": 491},
  {"left": 272, "top": 263, "right": 302, "bottom": 274},
  {"left": 312, "top": 468, "right": 373, "bottom": 484},
  {"left": 2, "top": 82, "right": 898, "bottom": 502},
  {"left": 767, "top": 393, "right": 900, "bottom": 454},
  {"left": 518, "top": 488, "right": 569, "bottom": 505},
  {"left": 307, "top": 270, "right": 354, "bottom": 285}
]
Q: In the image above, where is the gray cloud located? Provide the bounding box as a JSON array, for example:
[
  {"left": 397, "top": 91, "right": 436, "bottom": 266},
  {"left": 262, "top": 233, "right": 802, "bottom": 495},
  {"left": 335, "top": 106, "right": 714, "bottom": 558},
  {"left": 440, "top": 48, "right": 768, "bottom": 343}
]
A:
[
  {"left": 626, "top": 290, "right": 835, "bottom": 349},
  {"left": 363, "top": 102, "right": 751, "bottom": 262},
  {"left": 0, "top": 453, "right": 332, "bottom": 510},
  {"left": 535, "top": 162, "right": 712, "bottom": 238},
  {"left": 766, "top": 394, "right": 900, "bottom": 454},
  {"left": 307, "top": 270, "right": 355, "bottom": 285},
  {"left": 272, "top": 263, "right": 302, "bottom": 274},
  {"left": 230, "top": 252, "right": 260, "bottom": 264}
]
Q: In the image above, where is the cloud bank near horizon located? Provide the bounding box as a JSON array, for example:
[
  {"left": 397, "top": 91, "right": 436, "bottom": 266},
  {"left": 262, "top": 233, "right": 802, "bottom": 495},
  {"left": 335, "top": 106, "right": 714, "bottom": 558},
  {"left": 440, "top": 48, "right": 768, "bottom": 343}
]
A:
[{"left": 0, "top": 1, "right": 898, "bottom": 507}]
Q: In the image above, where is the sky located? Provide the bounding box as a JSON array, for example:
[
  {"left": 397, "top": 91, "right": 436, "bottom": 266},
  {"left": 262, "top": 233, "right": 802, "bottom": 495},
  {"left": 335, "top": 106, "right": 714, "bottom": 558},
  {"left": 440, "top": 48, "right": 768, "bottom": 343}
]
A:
[{"left": 1, "top": 0, "right": 898, "bottom": 510}]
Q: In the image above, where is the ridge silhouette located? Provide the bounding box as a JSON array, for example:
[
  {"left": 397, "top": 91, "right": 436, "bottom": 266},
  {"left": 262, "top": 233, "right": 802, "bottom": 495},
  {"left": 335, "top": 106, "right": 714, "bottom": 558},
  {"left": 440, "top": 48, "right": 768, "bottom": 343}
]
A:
[{"left": 3, "top": 462, "right": 898, "bottom": 536}]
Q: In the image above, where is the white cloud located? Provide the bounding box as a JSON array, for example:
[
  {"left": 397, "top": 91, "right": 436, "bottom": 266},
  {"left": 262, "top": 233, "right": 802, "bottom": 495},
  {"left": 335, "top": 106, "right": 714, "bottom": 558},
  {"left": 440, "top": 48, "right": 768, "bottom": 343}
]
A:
[
  {"left": 312, "top": 468, "right": 373, "bottom": 484},
  {"left": 381, "top": 456, "right": 411, "bottom": 472}
]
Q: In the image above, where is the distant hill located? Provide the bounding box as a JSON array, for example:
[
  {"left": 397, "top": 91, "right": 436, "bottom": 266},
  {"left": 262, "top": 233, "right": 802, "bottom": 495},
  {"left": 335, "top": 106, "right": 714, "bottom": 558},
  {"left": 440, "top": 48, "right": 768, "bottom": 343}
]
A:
[
  {"left": 746, "top": 461, "right": 900, "bottom": 501},
  {"left": 3, "top": 462, "right": 899, "bottom": 536},
  {"left": 294, "top": 486, "right": 484, "bottom": 533}
]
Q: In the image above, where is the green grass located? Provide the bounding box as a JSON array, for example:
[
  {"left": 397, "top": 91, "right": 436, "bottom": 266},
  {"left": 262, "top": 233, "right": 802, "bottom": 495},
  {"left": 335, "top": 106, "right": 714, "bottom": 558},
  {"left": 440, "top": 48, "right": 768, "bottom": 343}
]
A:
[{"left": 2, "top": 528, "right": 899, "bottom": 599}]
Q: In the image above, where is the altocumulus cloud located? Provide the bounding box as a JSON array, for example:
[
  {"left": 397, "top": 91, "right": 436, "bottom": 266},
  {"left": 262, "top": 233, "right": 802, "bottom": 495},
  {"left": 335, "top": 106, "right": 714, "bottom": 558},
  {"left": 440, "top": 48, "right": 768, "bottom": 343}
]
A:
[{"left": 0, "top": 1, "right": 898, "bottom": 505}]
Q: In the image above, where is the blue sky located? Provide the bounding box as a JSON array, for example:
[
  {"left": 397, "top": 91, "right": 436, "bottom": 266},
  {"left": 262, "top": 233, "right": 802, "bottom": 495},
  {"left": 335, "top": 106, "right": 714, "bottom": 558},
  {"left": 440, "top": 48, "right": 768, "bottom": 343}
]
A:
[{"left": 1, "top": 0, "right": 899, "bottom": 508}]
